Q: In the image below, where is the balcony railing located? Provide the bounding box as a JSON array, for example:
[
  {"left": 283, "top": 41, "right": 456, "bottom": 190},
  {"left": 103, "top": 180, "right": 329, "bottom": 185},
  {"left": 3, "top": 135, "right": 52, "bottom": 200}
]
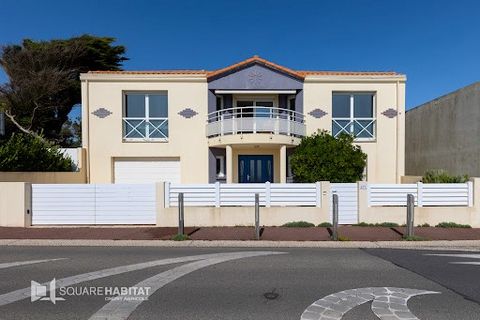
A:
[
  {"left": 332, "top": 118, "right": 376, "bottom": 140},
  {"left": 206, "top": 106, "right": 306, "bottom": 138},
  {"left": 123, "top": 117, "right": 168, "bottom": 141}
]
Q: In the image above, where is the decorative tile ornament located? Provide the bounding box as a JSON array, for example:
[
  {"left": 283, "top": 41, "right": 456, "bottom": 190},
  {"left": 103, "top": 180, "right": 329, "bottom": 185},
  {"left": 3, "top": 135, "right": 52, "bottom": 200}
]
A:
[
  {"left": 308, "top": 108, "right": 328, "bottom": 119},
  {"left": 248, "top": 70, "right": 263, "bottom": 86},
  {"left": 178, "top": 108, "right": 198, "bottom": 119},
  {"left": 381, "top": 108, "right": 398, "bottom": 118},
  {"left": 92, "top": 108, "right": 112, "bottom": 118}
]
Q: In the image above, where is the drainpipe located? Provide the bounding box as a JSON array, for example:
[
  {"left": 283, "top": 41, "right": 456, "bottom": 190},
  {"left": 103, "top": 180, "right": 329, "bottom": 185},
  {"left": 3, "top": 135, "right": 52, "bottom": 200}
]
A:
[
  {"left": 84, "top": 79, "right": 91, "bottom": 183},
  {"left": 395, "top": 80, "right": 400, "bottom": 183}
]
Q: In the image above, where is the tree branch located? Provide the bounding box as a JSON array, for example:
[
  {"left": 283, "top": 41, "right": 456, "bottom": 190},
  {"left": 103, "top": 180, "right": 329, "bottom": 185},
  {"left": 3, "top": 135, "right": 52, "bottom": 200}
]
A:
[{"left": 4, "top": 110, "right": 45, "bottom": 142}]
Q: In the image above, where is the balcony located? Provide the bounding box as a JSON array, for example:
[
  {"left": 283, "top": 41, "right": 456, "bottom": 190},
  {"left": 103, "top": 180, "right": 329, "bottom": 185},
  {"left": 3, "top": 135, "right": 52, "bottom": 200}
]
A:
[
  {"left": 206, "top": 106, "right": 306, "bottom": 138},
  {"left": 123, "top": 117, "right": 168, "bottom": 142}
]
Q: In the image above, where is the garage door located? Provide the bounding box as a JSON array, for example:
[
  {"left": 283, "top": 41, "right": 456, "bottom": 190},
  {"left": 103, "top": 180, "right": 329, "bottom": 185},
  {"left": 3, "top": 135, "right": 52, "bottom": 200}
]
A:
[{"left": 114, "top": 160, "right": 181, "bottom": 184}]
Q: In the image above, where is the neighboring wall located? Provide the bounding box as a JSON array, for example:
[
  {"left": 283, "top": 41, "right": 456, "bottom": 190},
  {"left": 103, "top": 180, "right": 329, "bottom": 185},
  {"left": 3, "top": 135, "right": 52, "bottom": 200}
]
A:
[
  {"left": 303, "top": 76, "right": 406, "bottom": 183},
  {"left": 406, "top": 82, "right": 480, "bottom": 177}
]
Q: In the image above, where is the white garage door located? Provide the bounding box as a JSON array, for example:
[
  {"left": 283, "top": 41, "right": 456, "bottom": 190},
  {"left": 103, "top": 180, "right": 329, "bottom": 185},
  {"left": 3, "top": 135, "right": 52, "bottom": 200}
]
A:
[{"left": 114, "top": 160, "right": 181, "bottom": 184}]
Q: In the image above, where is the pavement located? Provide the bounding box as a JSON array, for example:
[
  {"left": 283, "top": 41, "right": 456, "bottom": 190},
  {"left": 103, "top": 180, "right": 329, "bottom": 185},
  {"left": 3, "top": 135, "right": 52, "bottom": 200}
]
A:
[{"left": 0, "top": 246, "right": 480, "bottom": 319}]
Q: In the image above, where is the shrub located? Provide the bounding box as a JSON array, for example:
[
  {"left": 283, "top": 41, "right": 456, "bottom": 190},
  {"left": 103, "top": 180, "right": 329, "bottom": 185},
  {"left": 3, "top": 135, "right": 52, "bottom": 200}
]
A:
[
  {"left": 422, "top": 169, "right": 469, "bottom": 183},
  {"left": 403, "top": 235, "right": 426, "bottom": 241},
  {"left": 0, "top": 133, "right": 74, "bottom": 171},
  {"left": 318, "top": 222, "right": 333, "bottom": 227},
  {"left": 290, "top": 130, "right": 367, "bottom": 183},
  {"left": 353, "top": 222, "right": 399, "bottom": 227},
  {"left": 171, "top": 234, "right": 190, "bottom": 241},
  {"left": 435, "top": 222, "right": 471, "bottom": 228},
  {"left": 338, "top": 236, "right": 350, "bottom": 241},
  {"left": 418, "top": 223, "right": 431, "bottom": 227},
  {"left": 281, "top": 221, "right": 315, "bottom": 228}
]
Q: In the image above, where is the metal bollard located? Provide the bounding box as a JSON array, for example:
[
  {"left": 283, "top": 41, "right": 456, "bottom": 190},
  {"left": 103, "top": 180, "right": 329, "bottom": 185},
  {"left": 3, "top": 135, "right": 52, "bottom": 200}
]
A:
[
  {"left": 332, "top": 194, "right": 339, "bottom": 241},
  {"left": 178, "top": 193, "right": 185, "bottom": 236},
  {"left": 255, "top": 193, "right": 260, "bottom": 240},
  {"left": 406, "top": 194, "right": 415, "bottom": 237}
]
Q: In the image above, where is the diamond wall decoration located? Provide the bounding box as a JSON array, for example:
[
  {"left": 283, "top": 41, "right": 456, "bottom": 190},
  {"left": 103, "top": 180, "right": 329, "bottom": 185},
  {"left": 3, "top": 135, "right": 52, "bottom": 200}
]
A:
[
  {"left": 308, "top": 108, "right": 328, "bottom": 119},
  {"left": 381, "top": 108, "right": 398, "bottom": 118},
  {"left": 92, "top": 107, "right": 112, "bottom": 118},
  {"left": 178, "top": 108, "right": 198, "bottom": 119}
]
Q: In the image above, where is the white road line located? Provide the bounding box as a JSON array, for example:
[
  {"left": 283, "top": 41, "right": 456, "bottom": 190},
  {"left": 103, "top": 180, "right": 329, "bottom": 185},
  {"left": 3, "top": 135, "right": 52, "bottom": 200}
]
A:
[
  {"left": 425, "top": 254, "right": 480, "bottom": 259},
  {"left": 450, "top": 262, "right": 480, "bottom": 265},
  {"left": 301, "top": 287, "right": 439, "bottom": 320},
  {"left": 0, "top": 258, "right": 67, "bottom": 270},
  {"left": 88, "top": 251, "right": 282, "bottom": 320},
  {"left": 0, "top": 251, "right": 284, "bottom": 307}
]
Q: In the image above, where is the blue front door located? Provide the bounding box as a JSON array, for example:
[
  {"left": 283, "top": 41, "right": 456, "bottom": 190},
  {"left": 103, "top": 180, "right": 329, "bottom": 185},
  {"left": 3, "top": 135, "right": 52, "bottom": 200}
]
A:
[{"left": 238, "top": 155, "right": 273, "bottom": 183}]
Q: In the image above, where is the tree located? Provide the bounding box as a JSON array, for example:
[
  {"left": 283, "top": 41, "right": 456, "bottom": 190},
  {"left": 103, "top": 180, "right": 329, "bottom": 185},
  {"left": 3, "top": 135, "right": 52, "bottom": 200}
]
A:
[
  {"left": 0, "top": 133, "right": 74, "bottom": 171},
  {"left": 0, "top": 35, "right": 127, "bottom": 143},
  {"left": 290, "top": 130, "right": 367, "bottom": 183}
]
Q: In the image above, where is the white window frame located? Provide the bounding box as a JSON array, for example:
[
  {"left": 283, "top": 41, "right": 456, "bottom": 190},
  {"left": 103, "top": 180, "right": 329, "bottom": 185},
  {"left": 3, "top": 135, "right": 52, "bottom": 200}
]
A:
[
  {"left": 123, "top": 92, "right": 168, "bottom": 142},
  {"left": 332, "top": 92, "right": 376, "bottom": 142},
  {"left": 215, "top": 155, "right": 225, "bottom": 179}
]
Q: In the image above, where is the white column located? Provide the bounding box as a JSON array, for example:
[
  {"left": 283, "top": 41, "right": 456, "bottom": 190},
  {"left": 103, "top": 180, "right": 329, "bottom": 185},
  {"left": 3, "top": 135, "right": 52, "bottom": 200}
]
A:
[
  {"left": 226, "top": 145, "right": 233, "bottom": 183},
  {"left": 280, "top": 145, "right": 287, "bottom": 183}
]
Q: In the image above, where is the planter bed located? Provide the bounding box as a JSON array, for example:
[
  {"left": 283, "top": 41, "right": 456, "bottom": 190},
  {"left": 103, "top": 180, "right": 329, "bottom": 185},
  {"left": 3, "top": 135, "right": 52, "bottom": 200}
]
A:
[{"left": 261, "top": 227, "right": 331, "bottom": 241}]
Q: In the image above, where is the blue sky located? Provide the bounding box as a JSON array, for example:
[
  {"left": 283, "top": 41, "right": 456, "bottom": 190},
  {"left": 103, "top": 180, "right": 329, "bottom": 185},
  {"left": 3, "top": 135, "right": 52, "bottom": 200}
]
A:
[{"left": 1, "top": 0, "right": 479, "bottom": 114}]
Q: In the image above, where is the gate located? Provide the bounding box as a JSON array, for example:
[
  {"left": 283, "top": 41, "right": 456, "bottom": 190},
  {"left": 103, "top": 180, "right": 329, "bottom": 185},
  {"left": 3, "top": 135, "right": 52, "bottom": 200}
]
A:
[{"left": 330, "top": 183, "right": 358, "bottom": 224}]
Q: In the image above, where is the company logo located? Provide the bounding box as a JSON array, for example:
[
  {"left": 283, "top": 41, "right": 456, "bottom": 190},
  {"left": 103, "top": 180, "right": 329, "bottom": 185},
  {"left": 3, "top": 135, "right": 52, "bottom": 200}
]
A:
[{"left": 30, "top": 279, "right": 65, "bottom": 304}]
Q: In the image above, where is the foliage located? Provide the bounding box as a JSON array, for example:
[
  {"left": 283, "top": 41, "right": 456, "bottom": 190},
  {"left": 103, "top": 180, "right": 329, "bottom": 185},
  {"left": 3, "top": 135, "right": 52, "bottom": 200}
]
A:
[
  {"left": 290, "top": 131, "right": 367, "bottom": 183},
  {"left": 403, "top": 235, "right": 426, "bottom": 241},
  {"left": 0, "top": 35, "right": 127, "bottom": 143},
  {"left": 171, "top": 234, "right": 190, "bottom": 241},
  {"left": 353, "top": 222, "right": 399, "bottom": 227},
  {"left": 281, "top": 221, "right": 315, "bottom": 228},
  {"left": 337, "top": 236, "right": 350, "bottom": 241},
  {"left": 417, "top": 223, "right": 431, "bottom": 227},
  {"left": 422, "top": 169, "right": 469, "bottom": 183},
  {"left": 0, "top": 133, "right": 74, "bottom": 171},
  {"left": 435, "top": 222, "right": 471, "bottom": 228},
  {"left": 318, "top": 222, "right": 333, "bottom": 227},
  {"left": 58, "top": 116, "right": 81, "bottom": 147}
]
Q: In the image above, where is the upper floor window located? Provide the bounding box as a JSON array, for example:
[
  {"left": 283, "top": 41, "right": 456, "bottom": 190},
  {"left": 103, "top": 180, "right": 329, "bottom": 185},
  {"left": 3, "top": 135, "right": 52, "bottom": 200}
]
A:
[
  {"left": 123, "top": 92, "right": 168, "bottom": 141},
  {"left": 332, "top": 93, "right": 376, "bottom": 140}
]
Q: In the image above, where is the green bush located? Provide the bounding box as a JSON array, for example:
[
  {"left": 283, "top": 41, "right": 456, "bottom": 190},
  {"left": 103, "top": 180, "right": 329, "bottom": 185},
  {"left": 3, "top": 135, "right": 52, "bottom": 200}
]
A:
[
  {"left": 318, "top": 222, "right": 333, "bottom": 227},
  {"left": 422, "top": 169, "right": 469, "bottom": 183},
  {"left": 0, "top": 134, "right": 74, "bottom": 171},
  {"left": 403, "top": 235, "right": 426, "bottom": 241},
  {"left": 435, "top": 222, "right": 472, "bottom": 228},
  {"left": 171, "top": 234, "right": 190, "bottom": 241},
  {"left": 281, "top": 221, "right": 315, "bottom": 228},
  {"left": 290, "top": 130, "right": 367, "bottom": 183},
  {"left": 353, "top": 222, "right": 399, "bottom": 227},
  {"left": 418, "top": 223, "right": 431, "bottom": 227}
]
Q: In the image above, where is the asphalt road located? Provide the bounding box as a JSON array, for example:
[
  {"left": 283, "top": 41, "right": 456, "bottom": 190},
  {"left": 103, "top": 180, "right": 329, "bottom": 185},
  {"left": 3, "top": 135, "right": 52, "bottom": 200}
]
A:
[{"left": 0, "top": 246, "right": 479, "bottom": 320}]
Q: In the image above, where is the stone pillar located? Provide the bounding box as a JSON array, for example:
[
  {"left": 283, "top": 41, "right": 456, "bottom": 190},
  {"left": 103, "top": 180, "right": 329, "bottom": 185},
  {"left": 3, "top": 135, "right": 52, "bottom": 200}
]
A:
[
  {"left": 280, "top": 145, "right": 287, "bottom": 183},
  {"left": 226, "top": 145, "right": 233, "bottom": 183}
]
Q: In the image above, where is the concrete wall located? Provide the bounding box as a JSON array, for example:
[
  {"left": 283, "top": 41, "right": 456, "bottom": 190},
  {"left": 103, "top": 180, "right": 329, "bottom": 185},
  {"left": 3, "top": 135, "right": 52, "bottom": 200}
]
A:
[
  {"left": 0, "top": 182, "right": 31, "bottom": 227},
  {"left": 406, "top": 82, "right": 480, "bottom": 176}
]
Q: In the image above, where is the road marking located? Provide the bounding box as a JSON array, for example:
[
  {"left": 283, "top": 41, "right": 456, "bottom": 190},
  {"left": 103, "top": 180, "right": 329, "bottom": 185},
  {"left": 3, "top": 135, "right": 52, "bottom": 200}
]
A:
[
  {"left": 301, "top": 287, "right": 439, "bottom": 320},
  {"left": 425, "top": 254, "right": 480, "bottom": 259},
  {"left": 88, "top": 251, "right": 281, "bottom": 320},
  {"left": 449, "top": 262, "right": 480, "bottom": 265},
  {"left": 0, "top": 251, "right": 284, "bottom": 307},
  {"left": 0, "top": 258, "right": 67, "bottom": 270}
]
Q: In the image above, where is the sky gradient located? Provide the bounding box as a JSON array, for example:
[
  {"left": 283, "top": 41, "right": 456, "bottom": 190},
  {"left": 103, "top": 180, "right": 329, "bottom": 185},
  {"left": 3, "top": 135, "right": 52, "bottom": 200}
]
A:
[{"left": 1, "top": 0, "right": 479, "bottom": 110}]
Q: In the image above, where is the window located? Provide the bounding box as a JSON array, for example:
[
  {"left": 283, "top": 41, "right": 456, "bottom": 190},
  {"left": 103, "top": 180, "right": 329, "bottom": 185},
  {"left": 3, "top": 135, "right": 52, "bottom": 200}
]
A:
[
  {"left": 123, "top": 92, "right": 168, "bottom": 141},
  {"left": 216, "top": 95, "right": 223, "bottom": 111},
  {"left": 332, "top": 93, "right": 375, "bottom": 140},
  {"left": 215, "top": 156, "right": 225, "bottom": 179}
]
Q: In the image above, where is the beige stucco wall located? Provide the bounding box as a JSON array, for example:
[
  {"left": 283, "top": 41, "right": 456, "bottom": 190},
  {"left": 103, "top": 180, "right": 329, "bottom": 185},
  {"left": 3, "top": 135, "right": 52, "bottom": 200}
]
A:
[
  {"left": 0, "top": 182, "right": 31, "bottom": 227},
  {"left": 81, "top": 75, "right": 209, "bottom": 183},
  {"left": 303, "top": 77, "right": 406, "bottom": 183}
]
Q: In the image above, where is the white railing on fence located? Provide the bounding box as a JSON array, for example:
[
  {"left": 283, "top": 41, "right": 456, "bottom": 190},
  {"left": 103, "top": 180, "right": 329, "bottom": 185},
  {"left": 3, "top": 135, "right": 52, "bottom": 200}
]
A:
[
  {"left": 165, "top": 182, "right": 321, "bottom": 207},
  {"left": 368, "top": 182, "right": 473, "bottom": 207}
]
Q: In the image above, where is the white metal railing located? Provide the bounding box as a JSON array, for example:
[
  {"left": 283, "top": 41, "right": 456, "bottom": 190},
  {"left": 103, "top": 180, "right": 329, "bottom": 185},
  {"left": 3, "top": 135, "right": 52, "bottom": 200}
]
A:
[
  {"left": 368, "top": 182, "right": 473, "bottom": 207},
  {"left": 165, "top": 182, "right": 321, "bottom": 207},
  {"left": 123, "top": 117, "right": 168, "bottom": 141},
  {"left": 206, "top": 106, "right": 306, "bottom": 137},
  {"left": 332, "top": 118, "right": 376, "bottom": 140}
]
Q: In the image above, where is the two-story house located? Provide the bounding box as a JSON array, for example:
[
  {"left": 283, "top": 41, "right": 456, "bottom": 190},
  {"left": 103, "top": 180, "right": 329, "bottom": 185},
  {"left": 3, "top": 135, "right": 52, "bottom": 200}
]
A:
[{"left": 80, "top": 56, "right": 405, "bottom": 184}]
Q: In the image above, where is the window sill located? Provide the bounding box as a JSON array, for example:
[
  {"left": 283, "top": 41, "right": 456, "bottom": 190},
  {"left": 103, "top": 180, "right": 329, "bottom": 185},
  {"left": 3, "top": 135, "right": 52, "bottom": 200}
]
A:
[
  {"left": 354, "top": 138, "right": 376, "bottom": 143},
  {"left": 122, "top": 138, "right": 169, "bottom": 143}
]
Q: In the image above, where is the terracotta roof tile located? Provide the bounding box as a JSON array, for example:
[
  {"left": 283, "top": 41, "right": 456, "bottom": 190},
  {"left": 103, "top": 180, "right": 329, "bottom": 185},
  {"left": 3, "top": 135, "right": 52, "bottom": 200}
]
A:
[{"left": 88, "top": 70, "right": 207, "bottom": 75}]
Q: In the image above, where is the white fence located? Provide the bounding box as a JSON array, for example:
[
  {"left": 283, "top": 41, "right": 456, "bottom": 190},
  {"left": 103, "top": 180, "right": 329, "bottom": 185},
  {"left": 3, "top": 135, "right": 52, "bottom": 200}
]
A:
[
  {"left": 32, "top": 184, "right": 156, "bottom": 225},
  {"left": 368, "top": 182, "right": 473, "bottom": 207},
  {"left": 166, "top": 182, "right": 321, "bottom": 207},
  {"left": 330, "top": 183, "right": 358, "bottom": 224}
]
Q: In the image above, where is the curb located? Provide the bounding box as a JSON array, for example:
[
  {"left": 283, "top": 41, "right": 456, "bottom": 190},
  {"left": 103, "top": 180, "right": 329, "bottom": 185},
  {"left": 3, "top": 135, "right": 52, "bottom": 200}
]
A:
[{"left": 1, "top": 239, "right": 480, "bottom": 251}]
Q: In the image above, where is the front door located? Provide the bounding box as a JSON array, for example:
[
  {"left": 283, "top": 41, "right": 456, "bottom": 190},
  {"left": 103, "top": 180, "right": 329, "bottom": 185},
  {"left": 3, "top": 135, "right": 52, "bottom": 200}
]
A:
[{"left": 238, "top": 155, "right": 273, "bottom": 183}]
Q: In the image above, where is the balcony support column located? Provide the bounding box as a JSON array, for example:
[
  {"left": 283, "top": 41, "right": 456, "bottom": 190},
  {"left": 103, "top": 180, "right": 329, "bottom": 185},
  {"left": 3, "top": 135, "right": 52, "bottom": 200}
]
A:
[
  {"left": 280, "top": 145, "right": 287, "bottom": 183},
  {"left": 226, "top": 145, "right": 233, "bottom": 183}
]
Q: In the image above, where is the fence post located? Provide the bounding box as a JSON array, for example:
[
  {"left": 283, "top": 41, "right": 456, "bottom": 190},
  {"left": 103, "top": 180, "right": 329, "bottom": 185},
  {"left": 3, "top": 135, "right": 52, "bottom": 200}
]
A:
[
  {"left": 265, "top": 182, "right": 271, "bottom": 208},
  {"left": 406, "top": 194, "right": 415, "bottom": 237},
  {"left": 315, "top": 182, "right": 321, "bottom": 207},
  {"left": 178, "top": 193, "right": 184, "bottom": 236},
  {"left": 417, "top": 182, "right": 423, "bottom": 207},
  {"left": 215, "top": 182, "right": 220, "bottom": 208},
  {"left": 468, "top": 181, "right": 474, "bottom": 207},
  {"left": 164, "top": 182, "right": 170, "bottom": 208},
  {"left": 332, "top": 194, "right": 339, "bottom": 241},
  {"left": 255, "top": 193, "right": 260, "bottom": 240}
]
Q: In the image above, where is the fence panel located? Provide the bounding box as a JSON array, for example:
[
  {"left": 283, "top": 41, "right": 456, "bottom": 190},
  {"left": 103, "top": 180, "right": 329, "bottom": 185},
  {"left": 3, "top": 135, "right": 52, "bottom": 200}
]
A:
[
  {"left": 270, "top": 183, "right": 317, "bottom": 206},
  {"left": 169, "top": 184, "right": 216, "bottom": 207},
  {"left": 330, "top": 183, "right": 358, "bottom": 224},
  {"left": 422, "top": 183, "right": 470, "bottom": 206},
  {"left": 369, "top": 184, "right": 418, "bottom": 206}
]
